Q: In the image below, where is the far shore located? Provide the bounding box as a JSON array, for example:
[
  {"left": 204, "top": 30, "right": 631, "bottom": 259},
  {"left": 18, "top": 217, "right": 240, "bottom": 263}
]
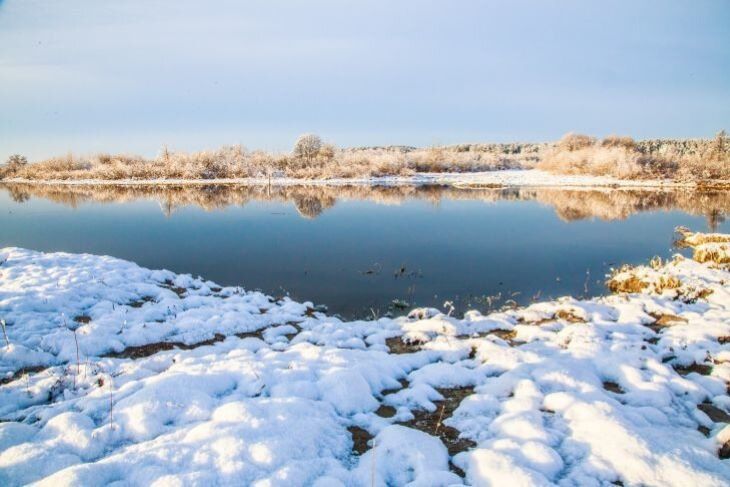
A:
[
  {"left": 2, "top": 132, "right": 729, "bottom": 184},
  {"left": 4, "top": 169, "right": 730, "bottom": 189}
]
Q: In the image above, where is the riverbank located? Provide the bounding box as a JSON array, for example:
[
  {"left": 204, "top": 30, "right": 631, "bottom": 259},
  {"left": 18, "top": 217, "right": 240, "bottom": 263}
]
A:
[
  {"left": 4, "top": 169, "right": 730, "bottom": 189},
  {"left": 1, "top": 230, "right": 729, "bottom": 485}
]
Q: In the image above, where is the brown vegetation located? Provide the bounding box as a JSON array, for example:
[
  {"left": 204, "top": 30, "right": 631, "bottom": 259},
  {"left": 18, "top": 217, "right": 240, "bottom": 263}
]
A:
[
  {"left": 0, "top": 139, "right": 533, "bottom": 182},
  {"left": 2, "top": 132, "right": 727, "bottom": 181},
  {"left": 537, "top": 131, "right": 729, "bottom": 180}
]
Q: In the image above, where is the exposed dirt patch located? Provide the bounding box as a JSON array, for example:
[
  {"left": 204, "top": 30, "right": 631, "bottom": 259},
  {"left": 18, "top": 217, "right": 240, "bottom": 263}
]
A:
[
  {"left": 0, "top": 365, "right": 47, "bottom": 386},
  {"left": 698, "top": 402, "right": 730, "bottom": 423},
  {"left": 674, "top": 362, "right": 713, "bottom": 376},
  {"left": 401, "top": 387, "right": 477, "bottom": 457},
  {"left": 385, "top": 336, "right": 423, "bottom": 354},
  {"left": 235, "top": 329, "right": 265, "bottom": 340},
  {"left": 720, "top": 441, "right": 730, "bottom": 459},
  {"left": 127, "top": 296, "right": 155, "bottom": 308},
  {"left": 489, "top": 329, "right": 518, "bottom": 343},
  {"left": 105, "top": 333, "right": 226, "bottom": 359},
  {"left": 698, "top": 425, "right": 711, "bottom": 437},
  {"left": 73, "top": 315, "right": 91, "bottom": 324},
  {"left": 718, "top": 336, "right": 730, "bottom": 345},
  {"left": 160, "top": 280, "right": 187, "bottom": 297},
  {"left": 603, "top": 381, "right": 624, "bottom": 394},
  {"left": 555, "top": 309, "right": 586, "bottom": 323},
  {"left": 375, "top": 405, "right": 396, "bottom": 418},
  {"left": 284, "top": 323, "right": 303, "bottom": 341},
  {"left": 381, "top": 378, "right": 410, "bottom": 396},
  {"left": 347, "top": 426, "right": 373, "bottom": 456},
  {"left": 647, "top": 312, "right": 687, "bottom": 332},
  {"left": 516, "top": 316, "right": 551, "bottom": 325},
  {"left": 450, "top": 463, "right": 467, "bottom": 479},
  {"left": 462, "top": 329, "right": 519, "bottom": 346}
]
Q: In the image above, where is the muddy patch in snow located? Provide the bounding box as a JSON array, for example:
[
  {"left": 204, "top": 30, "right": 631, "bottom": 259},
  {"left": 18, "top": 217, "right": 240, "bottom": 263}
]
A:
[
  {"left": 104, "top": 333, "right": 227, "bottom": 359},
  {"left": 401, "top": 387, "right": 477, "bottom": 457},
  {"left": 348, "top": 426, "right": 373, "bottom": 456},
  {"left": 385, "top": 336, "right": 423, "bottom": 354}
]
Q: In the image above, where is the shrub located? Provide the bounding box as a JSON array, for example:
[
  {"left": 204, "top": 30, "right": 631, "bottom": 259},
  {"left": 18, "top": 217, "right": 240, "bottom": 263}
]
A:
[
  {"left": 556, "top": 133, "right": 595, "bottom": 151},
  {"left": 601, "top": 135, "right": 636, "bottom": 150},
  {"left": 293, "top": 134, "right": 323, "bottom": 161},
  {"left": 0, "top": 154, "right": 28, "bottom": 179}
]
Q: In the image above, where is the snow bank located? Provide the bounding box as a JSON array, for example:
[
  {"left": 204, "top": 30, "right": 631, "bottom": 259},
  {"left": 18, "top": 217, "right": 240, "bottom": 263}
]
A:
[{"left": 1, "top": 238, "right": 730, "bottom": 485}]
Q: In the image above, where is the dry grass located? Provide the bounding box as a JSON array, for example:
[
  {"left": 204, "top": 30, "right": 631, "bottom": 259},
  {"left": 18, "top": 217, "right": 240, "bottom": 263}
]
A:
[
  {"left": 692, "top": 243, "right": 730, "bottom": 265},
  {"left": 606, "top": 264, "right": 682, "bottom": 294},
  {"left": 675, "top": 226, "right": 730, "bottom": 265},
  {"left": 1, "top": 143, "right": 535, "bottom": 182},
  {"left": 537, "top": 132, "right": 730, "bottom": 181},
  {"left": 675, "top": 226, "right": 730, "bottom": 246},
  {"left": 2, "top": 132, "right": 727, "bottom": 181}
]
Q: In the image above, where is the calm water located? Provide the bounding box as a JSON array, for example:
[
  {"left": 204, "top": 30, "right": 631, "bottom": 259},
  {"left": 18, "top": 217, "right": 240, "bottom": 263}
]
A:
[{"left": 2, "top": 184, "right": 729, "bottom": 318}]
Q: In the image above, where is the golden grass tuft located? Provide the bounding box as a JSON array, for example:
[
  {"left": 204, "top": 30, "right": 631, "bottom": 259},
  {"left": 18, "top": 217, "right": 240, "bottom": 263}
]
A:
[{"left": 692, "top": 243, "right": 730, "bottom": 265}]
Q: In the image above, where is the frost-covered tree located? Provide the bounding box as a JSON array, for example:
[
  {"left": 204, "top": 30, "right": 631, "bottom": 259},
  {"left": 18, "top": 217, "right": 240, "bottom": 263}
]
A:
[
  {"left": 6, "top": 154, "right": 28, "bottom": 168},
  {"left": 1, "top": 154, "right": 27, "bottom": 178},
  {"left": 293, "top": 134, "right": 323, "bottom": 161}
]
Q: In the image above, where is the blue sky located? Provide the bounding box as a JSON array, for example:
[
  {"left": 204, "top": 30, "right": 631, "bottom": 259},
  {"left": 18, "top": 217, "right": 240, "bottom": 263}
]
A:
[{"left": 1, "top": 0, "right": 728, "bottom": 160}]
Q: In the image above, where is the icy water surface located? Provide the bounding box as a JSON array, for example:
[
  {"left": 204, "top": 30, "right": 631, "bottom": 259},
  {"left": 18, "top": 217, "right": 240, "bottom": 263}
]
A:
[{"left": 1, "top": 183, "right": 729, "bottom": 318}]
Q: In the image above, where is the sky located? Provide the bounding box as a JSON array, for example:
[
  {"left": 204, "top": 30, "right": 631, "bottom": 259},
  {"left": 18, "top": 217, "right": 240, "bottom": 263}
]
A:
[{"left": 0, "top": 0, "right": 728, "bottom": 160}]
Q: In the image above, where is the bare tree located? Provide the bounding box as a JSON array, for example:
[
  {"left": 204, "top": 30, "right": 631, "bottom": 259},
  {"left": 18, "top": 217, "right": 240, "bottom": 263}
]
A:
[
  {"left": 6, "top": 154, "right": 28, "bottom": 169},
  {"left": 1, "top": 154, "right": 27, "bottom": 178},
  {"left": 293, "top": 134, "right": 323, "bottom": 162}
]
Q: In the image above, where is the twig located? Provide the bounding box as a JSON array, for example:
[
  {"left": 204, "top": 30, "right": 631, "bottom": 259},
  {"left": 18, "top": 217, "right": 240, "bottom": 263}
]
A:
[
  {"left": 443, "top": 300, "right": 455, "bottom": 317},
  {"left": 370, "top": 438, "right": 377, "bottom": 487},
  {"left": 109, "top": 375, "right": 114, "bottom": 430},
  {"left": 73, "top": 329, "right": 80, "bottom": 377},
  {"left": 435, "top": 403, "right": 445, "bottom": 434},
  {"left": 370, "top": 308, "right": 379, "bottom": 321},
  {"left": 1, "top": 319, "right": 9, "bottom": 349}
]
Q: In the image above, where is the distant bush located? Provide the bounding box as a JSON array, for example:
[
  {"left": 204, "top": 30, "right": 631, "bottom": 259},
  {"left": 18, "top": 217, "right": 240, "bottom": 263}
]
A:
[
  {"left": 0, "top": 154, "right": 28, "bottom": 179},
  {"left": 537, "top": 131, "right": 729, "bottom": 181},
  {"left": 293, "top": 134, "right": 323, "bottom": 161},
  {"left": 556, "top": 133, "right": 595, "bottom": 151},
  {"left": 601, "top": 135, "right": 636, "bottom": 150},
  {"left": 537, "top": 134, "right": 642, "bottom": 178}
]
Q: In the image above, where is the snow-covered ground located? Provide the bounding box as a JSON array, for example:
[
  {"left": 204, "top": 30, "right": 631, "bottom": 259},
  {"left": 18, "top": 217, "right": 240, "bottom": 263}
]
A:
[
  {"left": 1, "top": 232, "right": 730, "bottom": 486},
  {"left": 3, "top": 169, "right": 709, "bottom": 188}
]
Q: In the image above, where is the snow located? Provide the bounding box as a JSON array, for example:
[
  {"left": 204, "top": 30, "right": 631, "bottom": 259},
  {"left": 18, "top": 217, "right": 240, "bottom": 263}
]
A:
[{"left": 1, "top": 236, "right": 729, "bottom": 486}]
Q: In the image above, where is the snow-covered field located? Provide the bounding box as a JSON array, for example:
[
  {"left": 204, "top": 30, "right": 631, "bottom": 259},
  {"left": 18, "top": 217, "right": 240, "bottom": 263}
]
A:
[
  {"left": 1, "top": 232, "right": 730, "bottom": 486},
  {"left": 3, "top": 169, "right": 709, "bottom": 188}
]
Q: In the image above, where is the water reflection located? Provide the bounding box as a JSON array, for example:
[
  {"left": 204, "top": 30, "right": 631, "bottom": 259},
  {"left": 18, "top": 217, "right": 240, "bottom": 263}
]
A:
[{"left": 3, "top": 183, "right": 728, "bottom": 229}]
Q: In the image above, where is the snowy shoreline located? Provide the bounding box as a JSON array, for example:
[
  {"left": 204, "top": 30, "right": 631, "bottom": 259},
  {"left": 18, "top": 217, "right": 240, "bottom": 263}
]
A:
[
  {"left": 1, "top": 232, "right": 730, "bottom": 485},
  {"left": 4, "top": 169, "right": 727, "bottom": 189}
]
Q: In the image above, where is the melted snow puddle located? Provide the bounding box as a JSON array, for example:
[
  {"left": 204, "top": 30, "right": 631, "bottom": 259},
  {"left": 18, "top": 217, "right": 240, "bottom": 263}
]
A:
[{"left": 1, "top": 183, "right": 728, "bottom": 318}]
